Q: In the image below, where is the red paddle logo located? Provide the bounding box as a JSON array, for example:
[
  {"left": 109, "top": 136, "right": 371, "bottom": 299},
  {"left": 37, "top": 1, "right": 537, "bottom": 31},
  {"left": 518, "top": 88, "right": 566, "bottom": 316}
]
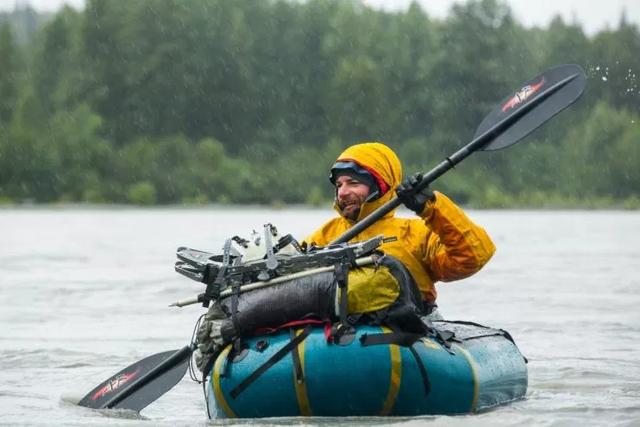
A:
[
  {"left": 502, "top": 78, "right": 545, "bottom": 112},
  {"left": 91, "top": 367, "right": 141, "bottom": 401}
]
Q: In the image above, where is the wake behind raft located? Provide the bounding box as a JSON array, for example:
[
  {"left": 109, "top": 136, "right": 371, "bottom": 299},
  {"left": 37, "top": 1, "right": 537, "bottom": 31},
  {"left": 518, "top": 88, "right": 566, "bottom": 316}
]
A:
[{"left": 173, "top": 224, "right": 527, "bottom": 418}]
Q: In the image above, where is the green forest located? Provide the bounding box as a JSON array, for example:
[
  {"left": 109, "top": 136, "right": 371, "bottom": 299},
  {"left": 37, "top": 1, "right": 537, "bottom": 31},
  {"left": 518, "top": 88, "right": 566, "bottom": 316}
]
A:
[{"left": 0, "top": 0, "right": 639, "bottom": 208}]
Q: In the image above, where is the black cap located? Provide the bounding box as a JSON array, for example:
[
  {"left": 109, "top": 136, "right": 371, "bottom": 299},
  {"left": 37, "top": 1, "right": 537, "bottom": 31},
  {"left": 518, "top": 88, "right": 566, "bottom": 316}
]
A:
[{"left": 329, "top": 161, "right": 379, "bottom": 195}]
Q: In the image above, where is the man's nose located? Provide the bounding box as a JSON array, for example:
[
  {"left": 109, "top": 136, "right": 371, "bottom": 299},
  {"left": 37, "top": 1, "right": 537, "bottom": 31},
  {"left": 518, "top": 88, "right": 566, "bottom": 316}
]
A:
[{"left": 337, "top": 185, "right": 350, "bottom": 199}]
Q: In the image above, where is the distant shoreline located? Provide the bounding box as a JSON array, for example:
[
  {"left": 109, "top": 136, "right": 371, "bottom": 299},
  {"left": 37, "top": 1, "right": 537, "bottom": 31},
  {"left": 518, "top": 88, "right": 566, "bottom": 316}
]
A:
[{"left": 1, "top": 201, "right": 638, "bottom": 211}]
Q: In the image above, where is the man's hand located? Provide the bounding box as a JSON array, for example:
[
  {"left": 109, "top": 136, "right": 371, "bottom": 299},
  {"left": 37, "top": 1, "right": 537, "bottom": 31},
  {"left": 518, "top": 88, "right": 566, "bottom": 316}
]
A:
[{"left": 395, "top": 172, "right": 435, "bottom": 215}]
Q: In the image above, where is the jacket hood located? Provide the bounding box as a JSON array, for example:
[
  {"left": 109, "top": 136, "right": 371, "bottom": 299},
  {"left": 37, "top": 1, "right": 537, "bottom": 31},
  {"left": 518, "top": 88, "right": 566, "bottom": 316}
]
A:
[{"left": 332, "top": 142, "right": 402, "bottom": 222}]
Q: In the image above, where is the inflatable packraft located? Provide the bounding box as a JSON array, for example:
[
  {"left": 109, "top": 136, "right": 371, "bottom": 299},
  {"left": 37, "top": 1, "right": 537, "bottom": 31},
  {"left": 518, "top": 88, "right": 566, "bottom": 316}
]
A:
[
  {"left": 207, "top": 321, "right": 527, "bottom": 418},
  {"left": 173, "top": 224, "right": 528, "bottom": 418}
]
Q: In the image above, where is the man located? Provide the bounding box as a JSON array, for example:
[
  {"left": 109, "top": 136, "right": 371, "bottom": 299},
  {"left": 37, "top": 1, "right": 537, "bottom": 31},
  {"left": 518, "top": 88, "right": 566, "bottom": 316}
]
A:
[{"left": 305, "top": 142, "right": 495, "bottom": 318}]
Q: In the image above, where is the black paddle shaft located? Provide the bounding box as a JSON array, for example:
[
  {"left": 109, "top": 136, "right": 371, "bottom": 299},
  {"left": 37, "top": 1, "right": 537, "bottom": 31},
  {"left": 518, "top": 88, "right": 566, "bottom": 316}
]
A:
[{"left": 330, "top": 65, "right": 586, "bottom": 245}]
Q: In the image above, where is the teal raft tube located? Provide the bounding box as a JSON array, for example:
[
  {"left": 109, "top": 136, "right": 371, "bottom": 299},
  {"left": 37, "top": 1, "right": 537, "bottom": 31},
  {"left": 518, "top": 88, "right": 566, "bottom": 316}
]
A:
[{"left": 206, "top": 321, "right": 527, "bottom": 418}]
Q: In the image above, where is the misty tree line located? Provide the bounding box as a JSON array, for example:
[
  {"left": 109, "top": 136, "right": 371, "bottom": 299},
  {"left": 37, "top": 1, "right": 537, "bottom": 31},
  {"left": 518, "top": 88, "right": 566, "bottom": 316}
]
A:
[{"left": 0, "top": 0, "right": 639, "bottom": 207}]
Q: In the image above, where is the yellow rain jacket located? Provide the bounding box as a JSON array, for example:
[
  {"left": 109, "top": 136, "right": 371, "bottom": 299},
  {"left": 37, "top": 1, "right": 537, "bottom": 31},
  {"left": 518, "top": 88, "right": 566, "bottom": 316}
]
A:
[{"left": 305, "top": 142, "right": 495, "bottom": 303}]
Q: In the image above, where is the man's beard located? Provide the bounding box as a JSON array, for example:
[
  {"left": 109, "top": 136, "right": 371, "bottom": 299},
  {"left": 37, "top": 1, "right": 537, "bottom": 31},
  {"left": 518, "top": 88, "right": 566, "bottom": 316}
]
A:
[{"left": 338, "top": 197, "right": 362, "bottom": 221}]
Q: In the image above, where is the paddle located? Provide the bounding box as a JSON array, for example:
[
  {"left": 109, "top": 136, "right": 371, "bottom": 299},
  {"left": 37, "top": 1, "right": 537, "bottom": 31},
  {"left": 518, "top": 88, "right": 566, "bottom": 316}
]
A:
[
  {"left": 77, "top": 344, "right": 195, "bottom": 412},
  {"left": 330, "top": 63, "right": 587, "bottom": 245}
]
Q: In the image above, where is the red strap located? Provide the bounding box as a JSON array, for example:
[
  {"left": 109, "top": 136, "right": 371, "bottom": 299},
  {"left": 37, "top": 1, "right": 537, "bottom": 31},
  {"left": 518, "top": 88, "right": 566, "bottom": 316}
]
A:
[{"left": 324, "top": 322, "right": 333, "bottom": 342}]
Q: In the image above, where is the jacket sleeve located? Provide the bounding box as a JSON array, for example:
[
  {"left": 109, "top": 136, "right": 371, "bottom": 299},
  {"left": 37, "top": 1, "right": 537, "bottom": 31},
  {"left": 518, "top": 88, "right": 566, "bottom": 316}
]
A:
[{"left": 417, "top": 192, "right": 496, "bottom": 282}]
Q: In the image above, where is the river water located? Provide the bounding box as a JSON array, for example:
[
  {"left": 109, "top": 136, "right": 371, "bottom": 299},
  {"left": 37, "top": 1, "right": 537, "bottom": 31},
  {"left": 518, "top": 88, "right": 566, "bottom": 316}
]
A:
[{"left": 0, "top": 207, "right": 639, "bottom": 426}]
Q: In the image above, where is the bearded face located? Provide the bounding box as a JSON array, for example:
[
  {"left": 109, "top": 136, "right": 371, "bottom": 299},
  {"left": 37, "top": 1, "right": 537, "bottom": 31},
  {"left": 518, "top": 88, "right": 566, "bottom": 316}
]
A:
[{"left": 335, "top": 175, "right": 371, "bottom": 221}]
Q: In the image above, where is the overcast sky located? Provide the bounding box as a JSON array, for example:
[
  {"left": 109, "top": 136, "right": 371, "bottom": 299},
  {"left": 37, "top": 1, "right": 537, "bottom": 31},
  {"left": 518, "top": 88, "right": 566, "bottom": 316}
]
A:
[
  {"left": 1, "top": 0, "right": 638, "bottom": 36},
  {"left": 364, "top": 0, "right": 639, "bottom": 35}
]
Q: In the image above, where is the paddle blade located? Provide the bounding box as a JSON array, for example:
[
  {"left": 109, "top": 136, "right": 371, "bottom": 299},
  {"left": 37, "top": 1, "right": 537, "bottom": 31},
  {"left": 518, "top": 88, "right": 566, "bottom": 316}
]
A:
[
  {"left": 474, "top": 64, "right": 587, "bottom": 151},
  {"left": 78, "top": 348, "right": 190, "bottom": 412}
]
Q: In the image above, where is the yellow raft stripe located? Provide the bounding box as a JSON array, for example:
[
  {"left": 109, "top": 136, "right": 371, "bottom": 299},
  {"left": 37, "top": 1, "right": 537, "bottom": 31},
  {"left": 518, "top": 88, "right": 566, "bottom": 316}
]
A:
[
  {"left": 379, "top": 326, "right": 402, "bottom": 416},
  {"left": 212, "top": 344, "right": 236, "bottom": 418},
  {"left": 453, "top": 343, "right": 479, "bottom": 412},
  {"left": 293, "top": 328, "right": 313, "bottom": 416}
]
